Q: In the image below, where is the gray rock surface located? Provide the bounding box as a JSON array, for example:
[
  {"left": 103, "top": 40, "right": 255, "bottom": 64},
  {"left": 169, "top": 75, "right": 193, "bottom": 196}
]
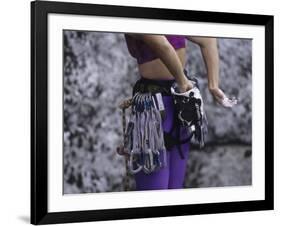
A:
[
  {"left": 63, "top": 31, "right": 252, "bottom": 194},
  {"left": 185, "top": 145, "right": 252, "bottom": 188}
]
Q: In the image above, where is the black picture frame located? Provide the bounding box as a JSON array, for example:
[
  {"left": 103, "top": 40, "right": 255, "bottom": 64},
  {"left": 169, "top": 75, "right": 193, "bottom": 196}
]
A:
[{"left": 31, "top": 0, "right": 274, "bottom": 224}]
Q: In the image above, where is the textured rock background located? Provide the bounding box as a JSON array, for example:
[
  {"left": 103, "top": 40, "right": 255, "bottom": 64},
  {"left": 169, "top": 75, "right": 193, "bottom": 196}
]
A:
[{"left": 63, "top": 31, "right": 252, "bottom": 194}]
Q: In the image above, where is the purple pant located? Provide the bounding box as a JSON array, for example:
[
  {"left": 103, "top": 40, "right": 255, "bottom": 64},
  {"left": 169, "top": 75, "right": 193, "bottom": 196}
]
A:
[{"left": 134, "top": 95, "right": 190, "bottom": 190}]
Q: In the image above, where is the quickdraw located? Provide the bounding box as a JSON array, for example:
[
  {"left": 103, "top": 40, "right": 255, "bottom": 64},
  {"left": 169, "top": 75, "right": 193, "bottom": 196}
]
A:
[{"left": 121, "top": 91, "right": 168, "bottom": 175}]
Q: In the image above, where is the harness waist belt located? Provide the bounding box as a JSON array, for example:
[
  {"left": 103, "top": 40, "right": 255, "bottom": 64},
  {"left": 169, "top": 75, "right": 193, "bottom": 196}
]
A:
[{"left": 133, "top": 77, "right": 175, "bottom": 96}]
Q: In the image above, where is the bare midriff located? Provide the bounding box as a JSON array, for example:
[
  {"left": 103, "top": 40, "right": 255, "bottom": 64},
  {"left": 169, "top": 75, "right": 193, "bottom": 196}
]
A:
[{"left": 138, "top": 47, "right": 186, "bottom": 80}]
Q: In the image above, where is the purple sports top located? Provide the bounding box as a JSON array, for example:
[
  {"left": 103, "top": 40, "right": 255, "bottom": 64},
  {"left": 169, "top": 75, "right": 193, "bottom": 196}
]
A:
[{"left": 125, "top": 34, "right": 186, "bottom": 65}]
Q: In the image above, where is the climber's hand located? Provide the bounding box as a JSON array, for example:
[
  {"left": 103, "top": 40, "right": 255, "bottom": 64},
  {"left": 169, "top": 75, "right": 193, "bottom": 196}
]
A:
[{"left": 209, "top": 87, "right": 237, "bottom": 108}]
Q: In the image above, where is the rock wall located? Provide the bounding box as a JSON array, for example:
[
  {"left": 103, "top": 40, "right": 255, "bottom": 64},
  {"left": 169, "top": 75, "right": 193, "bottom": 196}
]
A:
[{"left": 63, "top": 31, "right": 252, "bottom": 194}]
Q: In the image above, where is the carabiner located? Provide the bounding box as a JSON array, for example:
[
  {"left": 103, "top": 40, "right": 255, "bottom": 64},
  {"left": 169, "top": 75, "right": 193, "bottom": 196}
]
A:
[
  {"left": 143, "top": 148, "right": 155, "bottom": 174},
  {"left": 128, "top": 149, "right": 143, "bottom": 174}
]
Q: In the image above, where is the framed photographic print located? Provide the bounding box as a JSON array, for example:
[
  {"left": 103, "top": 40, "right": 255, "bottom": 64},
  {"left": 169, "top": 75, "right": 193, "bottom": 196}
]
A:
[{"left": 31, "top": 0, "right": 274, "bottom": 224}]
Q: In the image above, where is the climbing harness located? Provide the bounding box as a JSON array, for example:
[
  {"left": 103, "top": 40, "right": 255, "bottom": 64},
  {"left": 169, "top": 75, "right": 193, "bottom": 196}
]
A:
[{"left": 117, "top": 70, "right": 208, "bottom": 178}]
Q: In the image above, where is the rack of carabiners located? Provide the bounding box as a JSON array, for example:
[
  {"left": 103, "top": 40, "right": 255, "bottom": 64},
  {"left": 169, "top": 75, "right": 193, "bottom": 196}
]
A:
[{"left": 123, "top": 92, "right": 167, "bottom": 175}]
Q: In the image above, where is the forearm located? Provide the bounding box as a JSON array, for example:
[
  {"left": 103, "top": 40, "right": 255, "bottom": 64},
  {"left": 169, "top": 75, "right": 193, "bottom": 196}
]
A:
[
  {"left": 187, "top": 37, "right": 219, "bottom": 90},
  {"left": 200, "top": 39, "right": 220, "bottom": 90},
  {"left": 139, "top": 35, "right": 190, "bottom": 87},
  {"left": 155, "top": 42, "right": 187, "bottom": 85}
]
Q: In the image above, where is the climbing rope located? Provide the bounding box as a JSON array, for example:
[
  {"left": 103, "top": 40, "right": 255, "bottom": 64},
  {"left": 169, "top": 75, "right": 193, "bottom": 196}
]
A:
[{"left": 116, "top": 98, "right": 132, "bottom": 191}]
